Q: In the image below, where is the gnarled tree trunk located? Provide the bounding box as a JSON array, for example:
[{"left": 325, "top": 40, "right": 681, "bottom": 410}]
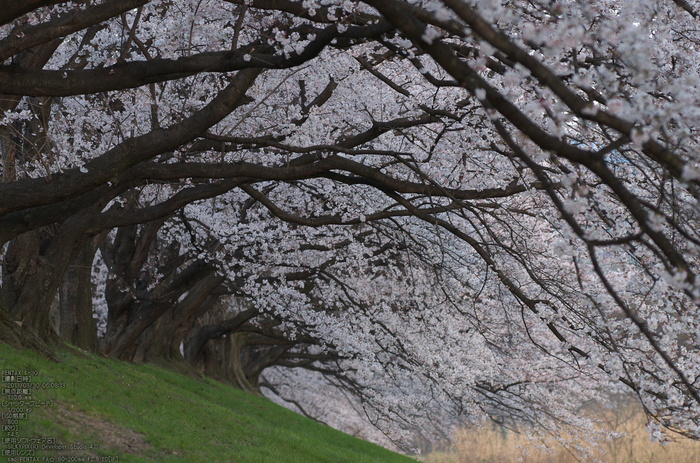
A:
[
  {"left": 132, "top": 276, "right": 225, "bottom": 376},
  {"left": 3, "top": 229, "right": 68, "bottom": 340},
  {"left": 195, "top": 332, "right": 259, "bottom": 394},
  {"left": 57, "top": 233, "right": 106, "bottom": 352},
  {"left": 0, "top": 297, "right": 58, "bottom": 360},
  {"left": 2, "top": 204, "right": 105, "bottom": 343}
]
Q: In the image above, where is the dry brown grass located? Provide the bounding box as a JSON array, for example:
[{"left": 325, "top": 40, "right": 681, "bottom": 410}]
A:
[{"left": 425, "top": 403, "right": 700, "bottom": 463}]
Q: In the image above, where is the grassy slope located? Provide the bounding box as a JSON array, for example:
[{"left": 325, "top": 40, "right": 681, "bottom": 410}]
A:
[{"left": 0, "top": 344, "right": 416, "bottom": 463}]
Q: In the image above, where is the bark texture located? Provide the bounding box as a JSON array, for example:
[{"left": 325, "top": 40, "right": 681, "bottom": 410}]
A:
[
  {"left": 0, "top": 298, "right": 58, "bottom": 360},
  {"left": 57, "top": 234, "right": 105, "bottom": 352}
]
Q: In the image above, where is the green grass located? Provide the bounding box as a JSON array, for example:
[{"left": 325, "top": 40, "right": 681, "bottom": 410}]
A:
[{"left": 0, "top": 343, "right": 416, "bottom": 462}]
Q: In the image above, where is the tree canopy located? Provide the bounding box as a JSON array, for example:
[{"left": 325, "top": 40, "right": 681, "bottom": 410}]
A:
[{"left": 2, "top": 0, "right": 700, "bottom": 454}]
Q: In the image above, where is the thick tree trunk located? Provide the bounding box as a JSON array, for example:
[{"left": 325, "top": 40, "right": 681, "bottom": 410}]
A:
[
  {"left": 0, "top": 297, "right": 58, "bottom": 360},
  {"left": 0, "top": 126, "right": 16, "bottom": 184},
  {"left": 0, "top": 51, "right": 67, "bottom": 345},
  {"left": 184, "top": 310, "right": 298, "bottom": 394},
  {"left": 57, "top": 233, "right": 105, "bottom": 352},
  {"left": 100, "top": 219, "right": 172, "bottom": 360},
  {"left": 1, "top": 230, "right": 40, "bottom": 314},
  {"left": 2, "top": 204, "right": 110, "bottom": 344},
  {"left": 101, "top": 255, "right": 221, "bottom": 361},
  {"left": 188, "top": 332, "right": 258, "bottom": 394},
  {"left": 138, "top": 274, "right": 225, "bottom": 362},
  {"left": 133, "top": 320, "right": 200, "bottom": 377},
  {"left": 101, "top": 297, "right": 173, "bottom": 360},
  {"left": 123, "top": 272, "right": 224, "bottom": 379},
  {"left": 128, "top": 293, "right": 222, "bottom": 377},
  {"left": 2, "top": 229, "right": 67, "bottom": 340}
]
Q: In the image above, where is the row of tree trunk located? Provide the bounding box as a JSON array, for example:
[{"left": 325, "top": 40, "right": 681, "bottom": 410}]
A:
[{"left": 0, "top": 217, "right": 304, "bottom": 395}]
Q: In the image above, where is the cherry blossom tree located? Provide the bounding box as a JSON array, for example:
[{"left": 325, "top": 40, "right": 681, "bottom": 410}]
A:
[{"left": 2, "top": 0, "right": 700, "bottom": 454}]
